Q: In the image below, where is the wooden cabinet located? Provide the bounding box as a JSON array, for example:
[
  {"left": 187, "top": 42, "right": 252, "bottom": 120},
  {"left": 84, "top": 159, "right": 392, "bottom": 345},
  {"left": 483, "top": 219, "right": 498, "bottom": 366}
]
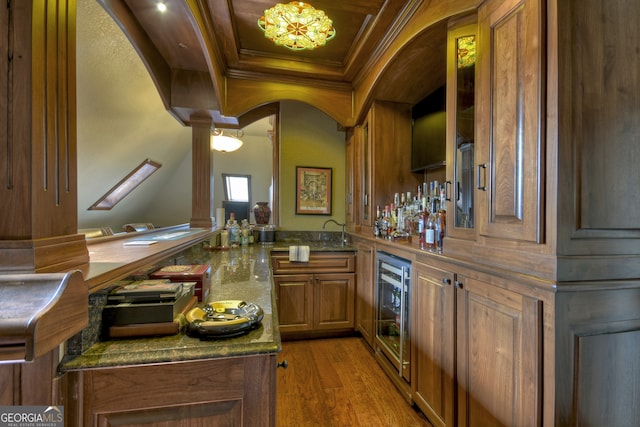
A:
[
  {"left": 273, "top": 274, "right": 313, "bottom": 332},
  {"left": 455, "top": 273, "right": 542, "bottom": 427},
  {"left": 412, "top": 261, "right": 455, "bottom": 427},
  {"left": 64, "top": 354, "right": 276, "bottom": 427},
  {"left": 412, "top": 258, "right": 545, "bottom": 427},
  {"left": 476, "top": 0, "right": 545, "bottom": 246},
  {"left": 354, "top": 239, "right": 375, "bottom": 348},
  {"left": 445, "top": 19, "right": 477, "bottom": 249},
  {"left": 272, "top": 252, "right": 355, "bottom": 337},
  {"left": 352, "top": 101, "right": 420, "bottom": 233}
]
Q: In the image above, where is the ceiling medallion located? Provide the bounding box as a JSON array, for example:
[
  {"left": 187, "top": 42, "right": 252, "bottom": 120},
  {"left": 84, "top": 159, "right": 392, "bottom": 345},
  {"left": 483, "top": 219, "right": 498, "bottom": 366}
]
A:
[{"left": 258, "top": 2, "right": 336, "bottom": 51}]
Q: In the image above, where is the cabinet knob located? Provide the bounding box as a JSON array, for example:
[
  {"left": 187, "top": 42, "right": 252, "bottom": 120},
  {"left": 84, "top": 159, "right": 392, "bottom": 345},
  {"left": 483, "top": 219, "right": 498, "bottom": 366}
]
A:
[
  {"left": 277, "top": 360, "right": 288, "bottom": 369},
  {"left": 442, "top": 278, "right": 452, "bottom": 285},
  {"left": 455, "top": 281, "right": 464, "bottom": 289}
]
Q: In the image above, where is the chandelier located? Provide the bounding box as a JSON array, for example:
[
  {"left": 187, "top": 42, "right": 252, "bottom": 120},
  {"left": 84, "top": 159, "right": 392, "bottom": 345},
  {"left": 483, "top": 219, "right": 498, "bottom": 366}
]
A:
[
  {"left": 211, "top": 129, "right": 243, "bottom": 152},
  {"left": 258, "top": 2, "right": 336, "bottom": 51}
]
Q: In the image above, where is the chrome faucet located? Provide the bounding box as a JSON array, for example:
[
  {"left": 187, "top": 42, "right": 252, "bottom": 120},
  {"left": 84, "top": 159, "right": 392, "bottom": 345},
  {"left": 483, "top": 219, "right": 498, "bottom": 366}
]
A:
[{"left": 322, "top": 219, "right": 347, "bottom": 247}]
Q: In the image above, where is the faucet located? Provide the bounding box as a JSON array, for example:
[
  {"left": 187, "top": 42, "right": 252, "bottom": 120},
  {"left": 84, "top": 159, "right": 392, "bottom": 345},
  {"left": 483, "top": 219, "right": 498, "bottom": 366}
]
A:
[{"left": 322, "top": 219, "right": 347, "bottom": 247}]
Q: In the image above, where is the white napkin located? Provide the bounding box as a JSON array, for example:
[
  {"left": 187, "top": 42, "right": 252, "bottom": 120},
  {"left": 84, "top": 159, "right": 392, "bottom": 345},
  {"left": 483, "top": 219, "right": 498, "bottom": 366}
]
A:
[{"left": 289, "top": 245, "right": 310, "bottom": 262}]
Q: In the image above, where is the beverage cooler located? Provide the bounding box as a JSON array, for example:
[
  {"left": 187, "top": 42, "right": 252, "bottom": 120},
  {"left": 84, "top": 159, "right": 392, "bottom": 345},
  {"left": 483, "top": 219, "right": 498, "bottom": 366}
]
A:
[{"left": 375, "top": 251, "right": 412, "bottom": 392}]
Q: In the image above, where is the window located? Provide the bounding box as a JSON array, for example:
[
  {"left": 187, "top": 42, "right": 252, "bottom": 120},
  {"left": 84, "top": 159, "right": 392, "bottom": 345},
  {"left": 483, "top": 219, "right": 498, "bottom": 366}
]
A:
[
  {"left": 89, "top": 159, "right": 161, "bottom": 210},
  {"left": 223, "top": 174, "right": 251, "bottom": 202}
]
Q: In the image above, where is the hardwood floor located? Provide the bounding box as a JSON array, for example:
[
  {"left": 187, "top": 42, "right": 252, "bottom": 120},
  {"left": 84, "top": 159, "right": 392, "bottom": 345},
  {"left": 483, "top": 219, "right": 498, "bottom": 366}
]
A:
[{"left": 276, "top": 337, "right": 433, "bottom": 427}]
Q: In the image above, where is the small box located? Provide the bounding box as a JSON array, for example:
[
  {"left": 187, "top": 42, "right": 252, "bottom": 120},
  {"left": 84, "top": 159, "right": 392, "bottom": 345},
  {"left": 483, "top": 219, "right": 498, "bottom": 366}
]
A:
[
  {"left": 103, "top": 284, "right": 195, "bottom": 326},
  {"left": 107, "top": 279, "right": 183, "bottom": 304},
  {"left": 150, "top": 264, "right": 211, "bottom": 302}
]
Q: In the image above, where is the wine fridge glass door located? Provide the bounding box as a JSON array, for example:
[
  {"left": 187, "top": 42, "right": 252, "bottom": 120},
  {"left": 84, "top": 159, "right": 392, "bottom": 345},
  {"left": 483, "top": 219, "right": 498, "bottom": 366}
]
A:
[{"left": 375, "top": 252, "right": 411, "bottom": 382}]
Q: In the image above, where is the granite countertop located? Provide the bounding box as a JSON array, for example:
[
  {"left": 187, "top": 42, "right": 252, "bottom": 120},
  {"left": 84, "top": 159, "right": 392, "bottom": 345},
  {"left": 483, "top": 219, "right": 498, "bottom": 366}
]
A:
[
  {"left": 59, "top": 245, "right": 280, "bottom": 370},
  {"left": 59, "top": 231, "right": 354, "bottom": 371}
]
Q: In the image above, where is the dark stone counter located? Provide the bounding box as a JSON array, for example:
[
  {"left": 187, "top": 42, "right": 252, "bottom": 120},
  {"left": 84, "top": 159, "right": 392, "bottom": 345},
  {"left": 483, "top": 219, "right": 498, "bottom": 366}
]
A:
[
  {"left": 59, "top": 233, "right": 354, "bottom": 371},
  {"left": 59, "top": 244, "right": 280, "bottom": 370}
]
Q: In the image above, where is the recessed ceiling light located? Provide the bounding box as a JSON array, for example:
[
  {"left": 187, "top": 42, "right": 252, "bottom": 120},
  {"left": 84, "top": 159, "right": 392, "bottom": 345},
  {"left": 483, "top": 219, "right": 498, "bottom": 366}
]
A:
[{"left": 157, "top": 2, "right": 167, "bottom": 13}]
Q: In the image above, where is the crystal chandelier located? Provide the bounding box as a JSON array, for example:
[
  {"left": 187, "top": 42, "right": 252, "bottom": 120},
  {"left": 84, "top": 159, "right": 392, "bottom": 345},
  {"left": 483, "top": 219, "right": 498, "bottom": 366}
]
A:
[
  {"left": 258, "top": 2, "right": 336, "bottom": 51},
  {"left": 211, "top": 129, "right": 243, "bottom": 152}
]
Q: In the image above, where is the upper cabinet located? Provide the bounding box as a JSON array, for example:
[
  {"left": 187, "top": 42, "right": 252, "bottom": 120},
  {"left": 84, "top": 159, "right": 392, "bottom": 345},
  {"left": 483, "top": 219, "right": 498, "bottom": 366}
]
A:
[
  {"left": 352, "top": 101, "right": 420, "bottom": 234},
  {"left": 554, "top": 0, "right": 640, "bottom": 281},
  {"left": 476, "top": 0, "right": 545, "bottom": 245},
  {"left": 445, "top": 19, "right": 477, "bottom": 249}
]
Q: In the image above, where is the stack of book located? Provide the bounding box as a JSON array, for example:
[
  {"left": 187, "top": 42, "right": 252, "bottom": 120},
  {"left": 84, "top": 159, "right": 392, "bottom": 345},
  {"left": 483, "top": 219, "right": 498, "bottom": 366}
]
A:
[
  {"left": 149, "top": 264, "right": 211, "bottom": 302},
  {"left": 103, "top": 279, "right": 197, "bottom": 338}
]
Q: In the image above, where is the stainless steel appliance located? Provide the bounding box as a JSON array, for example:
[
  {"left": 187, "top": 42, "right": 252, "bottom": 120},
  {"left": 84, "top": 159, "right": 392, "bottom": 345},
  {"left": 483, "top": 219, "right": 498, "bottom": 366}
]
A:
[{"left": 375, "top": 251, "right": 412, "bottom": 400}]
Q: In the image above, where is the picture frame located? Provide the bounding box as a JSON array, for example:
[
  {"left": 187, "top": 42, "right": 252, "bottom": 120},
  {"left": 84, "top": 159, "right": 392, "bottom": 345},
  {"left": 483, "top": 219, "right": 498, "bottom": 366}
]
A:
[{"left": 295, "top": 166, "right": 332, "bottom": 215}]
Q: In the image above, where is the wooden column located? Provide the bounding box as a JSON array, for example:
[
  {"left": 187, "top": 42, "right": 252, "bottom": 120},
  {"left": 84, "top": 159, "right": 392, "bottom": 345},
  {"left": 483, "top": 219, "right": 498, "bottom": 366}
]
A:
[
  {"left": 0, "top": 0, "right": 88, "bottom": 273},
  {"left": 190, "top": 115, "right": 214, "bottom": 228}
]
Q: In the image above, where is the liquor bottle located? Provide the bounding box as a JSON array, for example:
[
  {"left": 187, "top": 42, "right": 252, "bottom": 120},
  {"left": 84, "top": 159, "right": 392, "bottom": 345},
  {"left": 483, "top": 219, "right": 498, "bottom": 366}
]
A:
[
  {"left": 423, "top": 200, "right": 438, "bottom": 252},
  {"left": 226, "top": 213, "right": 240, "bottom": 248},
  {"left": 417, "top": 204, "right": 427, "bottom": 248},
  {"left": 374, "top": 205, "right": 382, "bottom": 237},
  {"left": 389, "top": 204, "right": 397, "bottom": 236},
  {"left": 436, "top": 187, "right": 447, "bottom": 252},
  {"left": 380, "top": 205, "right": 390, "bottom": 237}
]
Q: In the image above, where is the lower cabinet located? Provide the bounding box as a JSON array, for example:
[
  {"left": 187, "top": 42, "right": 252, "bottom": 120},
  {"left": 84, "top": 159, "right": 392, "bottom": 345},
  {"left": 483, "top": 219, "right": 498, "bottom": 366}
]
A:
[
  {"left": 412, "top": 259, "right": 546, "bottom": 427},
  {"left": 63, "top": 354, "right": 276, "bottom": 427},
  {"left": 272, "top": 252, "right": 356, "bottom": 337},
  {"left": 354, "top": 239, "right": 375, "bottom": 348},
  {"left": 412, "top": 262, "right": 455, "bottom": 427}
]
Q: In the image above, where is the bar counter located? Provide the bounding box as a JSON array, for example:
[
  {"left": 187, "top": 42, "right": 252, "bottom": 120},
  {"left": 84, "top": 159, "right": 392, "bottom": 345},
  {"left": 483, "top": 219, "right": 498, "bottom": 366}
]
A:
[{"left": 60, "top": 243, "right": 280, "bottom": 370}]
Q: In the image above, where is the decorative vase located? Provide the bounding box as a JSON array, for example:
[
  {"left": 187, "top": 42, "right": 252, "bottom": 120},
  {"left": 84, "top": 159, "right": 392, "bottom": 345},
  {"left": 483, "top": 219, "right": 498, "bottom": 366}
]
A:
[{"left": 253, "top": 202, "right": 271, "bottom": 225}]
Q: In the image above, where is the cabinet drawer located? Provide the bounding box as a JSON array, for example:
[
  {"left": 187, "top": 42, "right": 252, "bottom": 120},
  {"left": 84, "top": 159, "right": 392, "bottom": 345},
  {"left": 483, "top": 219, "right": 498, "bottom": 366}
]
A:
[{"left": 271, "top": 252, "right": 355, "bottom": 274}]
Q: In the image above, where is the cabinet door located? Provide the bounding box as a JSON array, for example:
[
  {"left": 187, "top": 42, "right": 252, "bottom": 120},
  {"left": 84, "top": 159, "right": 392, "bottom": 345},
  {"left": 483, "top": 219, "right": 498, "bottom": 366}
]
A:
[
  {"left": 412, "top": 262, "right": 455, "bottom": 427},
  {"left": 314, "top": 273, "right": 355, "bottom": 330},
  {"left": 345, "top": 128, "right": 356, "bottom": 229},
  {"left": 446, "top": 21, "right": 477, "bottom": 242},
  {"left": 359, "top": 117, "right": 373, "bottom": 228},
  {"left": 455, "top": 274, "right": 542, "bottom": 427},
  {"left": 273, "top": 274, "right": 313, "bottom": 332},
  {"left": 355, "top": 242, "right": 375, "bottom": 347},
  {"left": 476, "top": 0, "right": 544, "bottom": 244}
]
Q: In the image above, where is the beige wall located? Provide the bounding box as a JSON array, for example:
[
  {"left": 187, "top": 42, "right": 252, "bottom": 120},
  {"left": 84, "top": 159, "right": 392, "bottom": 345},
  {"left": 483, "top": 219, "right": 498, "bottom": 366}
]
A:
[
  {"left": 212, "top": 127, "right": 274, "bottom": 223},
  {"left": 75, "top": 0, "right": 345, "bottom": 232},
  {"left": 279, "top": 101, "right": 346, "bottom": 231}
]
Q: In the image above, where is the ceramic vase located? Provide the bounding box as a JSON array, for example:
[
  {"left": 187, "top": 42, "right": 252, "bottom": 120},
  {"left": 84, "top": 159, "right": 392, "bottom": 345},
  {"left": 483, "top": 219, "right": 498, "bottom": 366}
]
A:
[{"left": 253, "top": 202, "right": 271, "bottom": 225}]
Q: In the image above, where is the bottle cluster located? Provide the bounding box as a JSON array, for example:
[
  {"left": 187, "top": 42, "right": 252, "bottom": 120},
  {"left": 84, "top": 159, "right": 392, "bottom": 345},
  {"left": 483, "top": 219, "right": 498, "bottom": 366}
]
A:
[
  {"left": 374, "top": 181, "right": 446, "bottom": 253},
  {"left": 221, "top": 212, "right": 255, "bottom": 248}
]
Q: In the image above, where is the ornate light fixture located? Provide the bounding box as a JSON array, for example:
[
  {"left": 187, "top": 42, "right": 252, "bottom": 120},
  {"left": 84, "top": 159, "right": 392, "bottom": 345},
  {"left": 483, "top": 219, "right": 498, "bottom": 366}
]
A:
[
  {"left": 211, "top": 129, "right": 243, "bottom": 152},
  {"left": 258, "top": 2, "right": 336, "bottom": 51}
]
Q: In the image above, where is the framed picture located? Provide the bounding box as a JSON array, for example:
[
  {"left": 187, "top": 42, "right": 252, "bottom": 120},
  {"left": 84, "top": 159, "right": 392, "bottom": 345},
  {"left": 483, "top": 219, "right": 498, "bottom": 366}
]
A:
[{"left": 295, "top": 166, "right": 332, "bottom": 215}]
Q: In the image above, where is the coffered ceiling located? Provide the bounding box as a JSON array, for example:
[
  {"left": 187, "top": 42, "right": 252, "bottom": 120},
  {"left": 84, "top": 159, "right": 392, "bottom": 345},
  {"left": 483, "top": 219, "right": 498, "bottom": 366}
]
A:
[{"left": 96, "top": 0, "right": 440, "bottom": 128}]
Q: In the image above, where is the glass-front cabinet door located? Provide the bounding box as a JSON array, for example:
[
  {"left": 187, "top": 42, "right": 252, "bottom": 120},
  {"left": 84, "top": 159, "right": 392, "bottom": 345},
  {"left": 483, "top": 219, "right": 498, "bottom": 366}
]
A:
[{"left": 446, "top": 22, "right": 476, "bottom": 241}]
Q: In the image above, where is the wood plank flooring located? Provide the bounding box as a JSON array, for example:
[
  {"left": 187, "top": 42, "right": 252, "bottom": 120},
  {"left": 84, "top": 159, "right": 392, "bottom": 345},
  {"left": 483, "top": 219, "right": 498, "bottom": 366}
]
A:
[{"left": 276, "top": 337, "right": 433, "bottom": 427}]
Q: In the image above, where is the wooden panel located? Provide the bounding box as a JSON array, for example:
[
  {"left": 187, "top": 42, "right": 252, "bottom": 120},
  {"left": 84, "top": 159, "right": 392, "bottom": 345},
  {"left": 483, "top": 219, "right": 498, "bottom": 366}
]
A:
[
  {"left": 369, "top": 101, "right": 420, "bottom": 213},
  {"left": 67, "top": 354, "right": 276, "bottom": 427},
  {"left": 355, "top": 241, "right": 375, "bottom": 347},
  {"left": 315, "top": 273, "right": 355, "bottom": 330},
  {"left": 456, "top": 275, "right": 541, "bottom": 427},
  {"left": 1, "top": 0, "right": 33, "bottom": 239},
  {"left": 574, "top": 330, "right": 640, "bottom": 426},
  {"left": 273, "top": 275, "right": 313, "bottom": 332},
  {"left": 412, "top": 262, "right": 455, "bottom": 427},
  {"left": 190, "top": 116, "right": 214, "bottom": 228},
  {"left": 97, "top": 400, "right": 243, "bottom": 427},
  {"left": 271, "top": 253, "right": 355, "bottom": 274},
  {"left": 555, "top": 0, "right": 640, "bottom": 262},
  {"left": 85, "top": 360, "right": 246, "bottom": 413},
  {"left": 555, "top": 285, "right": 640, "bottom": 425},
  {"left": 476, "top": 0, "right": 544, "bottom": 244}
]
